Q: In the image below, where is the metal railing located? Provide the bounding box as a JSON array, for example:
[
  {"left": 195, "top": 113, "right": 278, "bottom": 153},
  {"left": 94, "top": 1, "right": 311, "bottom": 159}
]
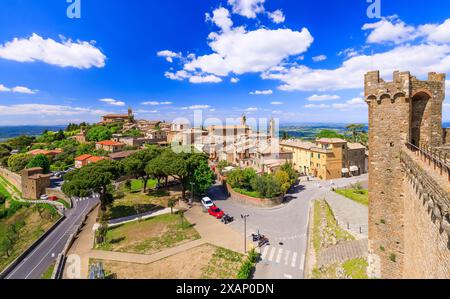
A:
[{"left": 405, "top": 142, "right": 450, "bottom": 182}]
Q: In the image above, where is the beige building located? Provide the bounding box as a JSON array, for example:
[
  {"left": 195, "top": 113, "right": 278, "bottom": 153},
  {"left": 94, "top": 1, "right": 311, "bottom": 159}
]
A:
[
  {"left": 21, "top": 168, "right": 51, "bottom": 200},
  {"left": 95, "top": 140, "right": 125, "bottom": 152},
  {"left": 281, "top": 138, "right": 367, "bottom": 180}
]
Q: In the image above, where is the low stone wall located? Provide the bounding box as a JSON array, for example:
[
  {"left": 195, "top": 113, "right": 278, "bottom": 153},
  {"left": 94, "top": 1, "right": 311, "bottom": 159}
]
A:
[
  {"left": 0, "top": 167, "right": 22, "bottom": 192},
  {"left": 224, "top": 183, "right": 283, "bottom": 208}
]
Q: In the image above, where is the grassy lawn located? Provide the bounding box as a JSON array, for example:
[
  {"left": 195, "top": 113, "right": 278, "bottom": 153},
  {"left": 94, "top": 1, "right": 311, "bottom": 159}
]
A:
[
  {"left": 233, "top": 188, "right": 262, "bottom": 199},
  {"left": 128, "top": 179, "right": 157, "bottom": 193},
  {"left": 97, "top": 213, "right": 200, "bottom": 255},
  {"left": 107, "top": 183, "right": 174, "bottom": 220},
  {"left": 334, "top": 188, "right": 368, "bottom": 206},
  {"left": 89, "top": 244, "right": 245, "bottom": 279},
  {"left": 0, "top": 204, "right": 60, "bottom": 272},
  {"left": 312, "top": 258, "right": 368, "bottom": 279},
  {"left": 201, "top": 247, "right": 245, "bottom": 279},
  {"left": 41, "top": 262, "right": 56, "bottom": 279},
  {"left": 312, "top": 200, "right": 355, "bottom": 255}
]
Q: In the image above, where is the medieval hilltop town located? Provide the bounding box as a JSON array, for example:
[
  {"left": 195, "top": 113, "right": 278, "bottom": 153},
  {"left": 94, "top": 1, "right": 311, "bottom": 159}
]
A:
[{"left": 0, "top": 70, "right": 448, "bottom": 280}]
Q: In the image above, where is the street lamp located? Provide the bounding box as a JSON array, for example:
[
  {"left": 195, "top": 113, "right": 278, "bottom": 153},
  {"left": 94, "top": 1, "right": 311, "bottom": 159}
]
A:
[
  {"left": 241, "top": 214, "right": 250, "bottom": 253},
  {"left": 190, "top": 182, "right": 195, "bottom": 206}
]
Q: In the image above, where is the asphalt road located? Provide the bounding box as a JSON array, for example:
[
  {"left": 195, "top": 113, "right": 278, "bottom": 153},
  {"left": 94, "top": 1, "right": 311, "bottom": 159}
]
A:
[
  {"left": 4, "top": 196, "right": 99, "bottom": 279},
  {"left": 209, "top": 174, "right": 368, "bottom": 279}
]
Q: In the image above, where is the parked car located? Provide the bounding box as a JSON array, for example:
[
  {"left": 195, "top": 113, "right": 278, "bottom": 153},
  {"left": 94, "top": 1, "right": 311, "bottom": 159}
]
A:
[
  {"left": 48, "top": 196, "right": 58, "bottom": 201},
  {"left": 201, "top": 197, "right": 215, "bottom": 209},
  {"left": 208, "top": 206, "right": 225, "bottom": 219},
  {"left": 40, "top": 194, "right": 49, "bottom": 200}
]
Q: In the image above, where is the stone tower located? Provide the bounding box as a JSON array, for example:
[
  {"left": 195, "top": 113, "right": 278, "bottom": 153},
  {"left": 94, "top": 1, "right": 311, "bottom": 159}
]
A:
[{"left": 365, "top": 71, "right": 446, "bottom": 278}]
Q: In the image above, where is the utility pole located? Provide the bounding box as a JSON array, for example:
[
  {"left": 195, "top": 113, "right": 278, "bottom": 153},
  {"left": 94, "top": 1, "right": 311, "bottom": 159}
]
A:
[{"left": 241, "top": 214, "right": 249, "bottom": 253}]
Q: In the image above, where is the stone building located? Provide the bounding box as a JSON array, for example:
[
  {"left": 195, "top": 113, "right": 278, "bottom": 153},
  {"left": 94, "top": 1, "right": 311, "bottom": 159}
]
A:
[
  {"left": 102, "top": 107, "right": 134, "bottom": 124},
  {"left": 21, "top": 167, "right": 51, "bottom": 200},
  {"left": 365, "top": 70, "right": 450, "bottom": 278},
  {"left": 95, "top": 140, "right": 125, "bottom": 153}
]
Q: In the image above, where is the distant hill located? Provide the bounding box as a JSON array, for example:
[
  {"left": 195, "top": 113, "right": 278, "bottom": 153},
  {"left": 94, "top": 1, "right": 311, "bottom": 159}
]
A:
[{"left": 0, "top": 125, "right": 66, "bottom": 142}]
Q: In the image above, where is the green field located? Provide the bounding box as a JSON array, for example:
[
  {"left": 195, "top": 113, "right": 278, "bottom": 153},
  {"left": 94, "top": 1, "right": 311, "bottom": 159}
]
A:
[{"left": 335, "top": 188, "right": 369, "bottom": 206}]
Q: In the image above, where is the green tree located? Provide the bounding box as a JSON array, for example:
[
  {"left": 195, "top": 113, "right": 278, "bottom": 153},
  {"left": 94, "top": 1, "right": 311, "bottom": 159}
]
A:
[
  {"left": 122, "top": 147, "right": 161, "bottom": 192},
  {"left": 227, "top": 168, "right": 257, "bottom": 190},
  {"left": 346, "top": 124, "right": 366, "bottom": 142},
  {"left": 274, "top": 170, "right": 291, "bottom": 194},
  {"left": 6, "top": 135, "right": 35, "bottom": 151},
  {"left": 281, "top": 131, "right": 291, "bottom": 140},
  {"left": 62, "top": 160, "right": 123, "bottom": 211},
  {"left": 192, "top": 160, "right": 215, "bottom": 194},
  {"left": 216, "top": 160, "right": 229, "bottom": 173},
  {"left": 26, "top": 154, "right": 51, "bottom": 173},
  {"left": 8, "top": 153, "right": 33, "bottom": 173},
  {"left": 54, "top": 129, "right": 66, "bottom": 141},
  {"left": 316, "top": 129, "right": 346, "bottom": 139},
  {"left": 86, "top": 126, "right": 113, "bottom": 142},
  {"left": 280, "top": 162, "right": 298, "bottom": 183}
]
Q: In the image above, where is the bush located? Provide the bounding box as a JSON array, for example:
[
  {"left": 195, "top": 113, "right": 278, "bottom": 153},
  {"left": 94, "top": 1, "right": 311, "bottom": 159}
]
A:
[
  {"left": 227, "top": 168, "right": 257, "bottom": 190},
  {"left": 237, "top": 249, "right": 258, "bottom": 279}
]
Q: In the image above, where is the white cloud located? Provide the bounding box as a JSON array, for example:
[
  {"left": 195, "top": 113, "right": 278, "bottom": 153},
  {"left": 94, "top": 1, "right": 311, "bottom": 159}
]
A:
[
  {"left": 135, "top": 109, "right": 158, "bottom": 114},
  {"left": 0, "top": 84, "right": 37, "bottom": 94},
  {"left": 362, "top": 16, "right": 418, "bottom": 44},
  {"left": 250, "top": 89, "right": 273, "bottom": 95},
  {"left": 268, "top": 9, "right": 285, "bottom": 24},
  {"left": 305, "top": 97, "right": 366, "bottom": 111},
  {"left": 0, "top": 33, "right": 106, "bottom": 69},
  {"left": 338, "top": 48, "right": 359, "bottom": 58},
  {"left": 141, "top": 101, "right": 173, "bottom": 106},
  {"left": 99, "top": 98, "right": 126, "bottom": 106},
  {"left": 230, "top": 77, "right": 240, "bottom": 83},
  {"left": 307, "top": 94, "right": 341, "bottom": 101},
  {"left": 362, "top": 16, "right": 450, "bottom": 45},
  {"left": 12, "top": 86, "right": 36, "bottom": 94},
  {"left": 189, "top": 74, "right": 223, "bottom": 83},
  {"left": 184, "top": 27, "right": 314, "bottom": 77},
  {"left": 263, "top": 43, "right": 450, "bottom": 91},
  {"left": 0, "top": 84, "right": 10, "bottom": 92},
  {"left": 228, "top": 0, "right": 265, "bottom": 18},
  {"left": 270, "top": 101, "right": 283, "bottom": 105},
  {"left": 312, "top": 55, "right": 327, "bottom": 62},
  {"left": 164, "top": 70, "right": 191, "bottom": 81},
  {"left": 446, "top": 80, "right": 450, "bottom": 95},
  {"left": 206, "top": 7, "right": 233, "bottom": 32},
  {"left": 182, "top": 105, "right": 211, "bottom": 110},
  {"left": 422, "top": 19, "right": 450, "bottom": 43},
  {"left": 0, "top": 104, "right": 108, "bottom": 117},
  {"left": 157, "top": 50, "right": 181, "bottom": 63},
  {"left": 245, "top": 107, "right": 259, "bottom": 112}
]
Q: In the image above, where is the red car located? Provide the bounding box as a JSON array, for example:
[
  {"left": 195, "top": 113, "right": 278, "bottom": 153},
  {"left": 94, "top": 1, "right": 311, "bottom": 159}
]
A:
[
  {"left": 208, "top": 205, "right": 225, "bottom": 219},
  {"left": 48, "top": 196, "right": 58, "bottom": 201}
]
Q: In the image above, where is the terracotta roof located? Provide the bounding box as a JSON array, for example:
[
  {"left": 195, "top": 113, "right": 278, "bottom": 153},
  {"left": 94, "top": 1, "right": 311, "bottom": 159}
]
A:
[
  {"left": 103, "top": 114, "right": 129, "bottom": 118},
  {"left": 108, "top": 150, "right": 138, "bottom": 160},
  {"left": 96, "top": 140, "right": 125, "bottom": 146},
  {"left": 347, "top": 142, "right": 366, "bottom": 150},
  {"left": 87, "top": 156, "right": 107, "bottom": 163},
  {"left": 280, "top": 140, "right": 316, "bottom": 150},
  {"left": 27, "top": 149, "right": 63, "bottom": 156},
  {"left": 316, "top": 138, "right": 347, "bottom": 144},
  {"left": 75, "top": 154, "right": 93, "bottom": 161}
]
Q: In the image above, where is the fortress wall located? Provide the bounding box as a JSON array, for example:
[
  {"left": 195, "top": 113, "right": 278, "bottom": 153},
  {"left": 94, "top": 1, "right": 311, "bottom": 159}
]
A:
[
  {"left": 0, "top": 167, "right": 22, "bottom": 192},
  {"left": 401, "top": 151, "right": 450, "bottom": 278},
  {"left": 444, "top": 128, "right": 450, "bottom": 144}
]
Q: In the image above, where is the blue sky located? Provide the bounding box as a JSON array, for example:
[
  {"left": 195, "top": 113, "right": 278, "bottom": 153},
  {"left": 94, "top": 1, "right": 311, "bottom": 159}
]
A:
[{"left": 0, "top": 0, "right": 449, "bottom": 125}]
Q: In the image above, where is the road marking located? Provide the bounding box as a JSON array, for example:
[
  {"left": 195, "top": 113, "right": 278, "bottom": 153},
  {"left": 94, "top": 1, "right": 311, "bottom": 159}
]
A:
[
  {"left": 284, "top": 250, "right": 290, "bottom": 265},
  {"left": 276, "top": 249, "right": 283, "bottom": 263},
  {"left": 261, "top": 246, "right": 269, "bottom": 260},
  {"left": 299, "top": 254, "right": 305, "bottom": 270},
  {"left": 268, "top": 247, "right": 276, "bottom": 262},
  {"left": 291, "top": 252, "right": 297, "bottom": 267}
]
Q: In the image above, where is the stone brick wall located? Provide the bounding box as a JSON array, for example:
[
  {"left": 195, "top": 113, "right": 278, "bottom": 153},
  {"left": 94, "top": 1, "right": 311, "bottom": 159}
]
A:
[
  {"left": 224, "top": 183, "right": 283, "bottom": 208},
  {"left": 365, "top": 70, "right": 448, "bottom": 278},
  {"left": 0, "top": 167, "right": 22, "bottom": 191},
  {"left": 401, "top": 150, "right": 450, "bottom": 278}
]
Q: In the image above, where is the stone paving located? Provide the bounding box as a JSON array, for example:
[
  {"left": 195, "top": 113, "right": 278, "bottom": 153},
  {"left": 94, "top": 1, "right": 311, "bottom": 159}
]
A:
[
  {"left": 324, "top": 191, "right": 368, "bottom": 239},
  {"left": 317, "top": 239, "right": 368, "bottom": 267}
]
